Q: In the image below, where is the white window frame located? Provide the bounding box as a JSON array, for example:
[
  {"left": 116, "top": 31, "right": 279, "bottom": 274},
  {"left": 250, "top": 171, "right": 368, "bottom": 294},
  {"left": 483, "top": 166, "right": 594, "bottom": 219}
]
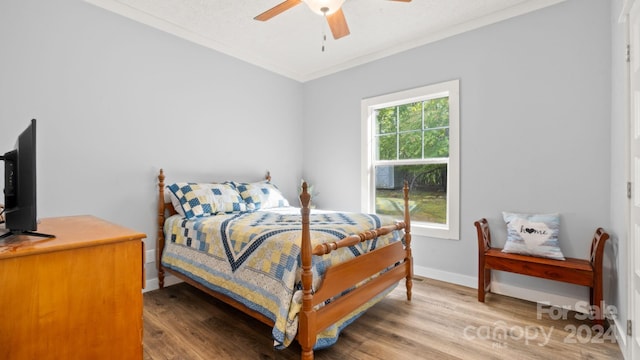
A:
[{"left": 360, "top": 80, "right": 460, "bottom": 240}]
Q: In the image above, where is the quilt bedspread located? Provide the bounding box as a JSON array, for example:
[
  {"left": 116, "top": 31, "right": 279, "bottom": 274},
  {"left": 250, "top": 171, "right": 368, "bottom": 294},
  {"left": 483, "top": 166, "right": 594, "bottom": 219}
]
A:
[{"left": 161, "top": 207, "right": 403, "bottom": 349}]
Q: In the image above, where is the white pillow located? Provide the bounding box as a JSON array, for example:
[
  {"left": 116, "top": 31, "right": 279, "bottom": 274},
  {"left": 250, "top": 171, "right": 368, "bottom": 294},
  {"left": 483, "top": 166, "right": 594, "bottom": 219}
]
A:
[{"left": 501, "top": 212, "right": 565, "bottom": 260}]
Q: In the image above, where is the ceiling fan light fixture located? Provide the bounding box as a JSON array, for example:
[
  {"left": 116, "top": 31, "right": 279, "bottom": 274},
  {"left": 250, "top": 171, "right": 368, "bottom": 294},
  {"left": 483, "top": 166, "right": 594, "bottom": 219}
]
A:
[{"left": 303, "top": 0, "right": 346, "bottom": 16}]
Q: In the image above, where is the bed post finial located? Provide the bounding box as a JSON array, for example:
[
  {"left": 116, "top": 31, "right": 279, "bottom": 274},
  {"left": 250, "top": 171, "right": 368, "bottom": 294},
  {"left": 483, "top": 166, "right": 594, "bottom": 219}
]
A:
[
  {"left": 266, "top": 171, "right": 271, "bottom": 182},
  {"left": 300, "top": 182, "right": 311, "bottom": 208}
]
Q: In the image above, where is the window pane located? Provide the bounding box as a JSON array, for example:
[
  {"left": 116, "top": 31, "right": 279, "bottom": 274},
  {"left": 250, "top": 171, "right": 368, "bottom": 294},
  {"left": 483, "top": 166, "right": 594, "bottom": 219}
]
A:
[
  {"left": 424, "top": 97, "right": 449, "bottom": 129},
  {"left": 374, "top": 164, "right": 447, "bottom": 224},
  {"left": 423, "top": 129, "right": 449, "bottom": 157},
  {"left": 375, "top": 108, "right": 396, "bottom": 134},
  {"left": 398, "top": 102, "right": 422, "bottom": 132},
  {"left": 377, "top": 134, "right": 397, "bottom": 160},
  {"left": 398, "top": 131, "right": 422, "bottom": 159}
]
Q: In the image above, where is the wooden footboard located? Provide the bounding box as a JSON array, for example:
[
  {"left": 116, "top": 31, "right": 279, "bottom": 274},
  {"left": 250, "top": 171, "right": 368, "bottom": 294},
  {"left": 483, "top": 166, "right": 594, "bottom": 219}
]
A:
[{"left": 156, "top": 169, "right": 413, "bottom": 360}]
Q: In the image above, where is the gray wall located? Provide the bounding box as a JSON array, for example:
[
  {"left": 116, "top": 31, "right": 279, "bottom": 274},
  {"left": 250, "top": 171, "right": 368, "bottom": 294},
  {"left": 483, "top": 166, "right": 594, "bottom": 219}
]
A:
[
  {"left": 302, "top": 0, "right": 615, "bottom": 311},
  {"left": 0, "top": 0, "right": 304, "bottom": 281}
]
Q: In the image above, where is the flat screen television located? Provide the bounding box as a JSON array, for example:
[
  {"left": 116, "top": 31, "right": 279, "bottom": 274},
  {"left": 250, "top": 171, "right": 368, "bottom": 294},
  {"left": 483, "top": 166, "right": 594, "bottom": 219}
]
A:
[{"left": 1, "top": 119, "right": 53, "bottom": 239}]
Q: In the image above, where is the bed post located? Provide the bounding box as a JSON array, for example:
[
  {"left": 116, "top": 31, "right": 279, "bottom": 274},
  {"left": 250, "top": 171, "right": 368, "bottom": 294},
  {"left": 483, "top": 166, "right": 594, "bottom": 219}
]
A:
[
  {"left": 157, "top": 169, "right": 166, "bottom": 289},
  {"left": 403, "top": 180, "right": 413, "bottom": 301},
  {"left": 298, "top": 182, "right": 316, "bottom": 360}
]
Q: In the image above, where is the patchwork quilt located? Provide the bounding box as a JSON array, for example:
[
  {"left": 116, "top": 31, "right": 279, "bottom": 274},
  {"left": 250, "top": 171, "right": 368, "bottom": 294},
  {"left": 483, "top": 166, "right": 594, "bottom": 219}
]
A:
[{"left": 161, "top": 207, "right": 403, "bottom": 349}]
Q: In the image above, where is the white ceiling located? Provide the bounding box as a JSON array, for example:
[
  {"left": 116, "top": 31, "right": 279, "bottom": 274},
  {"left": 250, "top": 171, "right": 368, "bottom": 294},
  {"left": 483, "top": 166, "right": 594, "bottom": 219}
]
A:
[{"left": 85, "top": 0, "right": 566, "bottom": 82}]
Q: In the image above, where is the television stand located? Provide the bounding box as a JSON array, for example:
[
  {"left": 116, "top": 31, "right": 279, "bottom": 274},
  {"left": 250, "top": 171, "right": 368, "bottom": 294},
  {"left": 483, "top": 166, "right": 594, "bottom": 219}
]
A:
[{"left": 0, "top": 230, "right": 55, "bottom": 240}]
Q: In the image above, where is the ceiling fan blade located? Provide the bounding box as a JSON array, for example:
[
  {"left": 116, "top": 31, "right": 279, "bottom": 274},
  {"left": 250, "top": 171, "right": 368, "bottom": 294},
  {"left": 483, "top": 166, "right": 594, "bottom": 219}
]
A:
[
  {"left": 254, "top": 0, "right": 302, "bottom": 21},
  {"left": 326, "top": 8, "right": 350, "bottom": 39}
]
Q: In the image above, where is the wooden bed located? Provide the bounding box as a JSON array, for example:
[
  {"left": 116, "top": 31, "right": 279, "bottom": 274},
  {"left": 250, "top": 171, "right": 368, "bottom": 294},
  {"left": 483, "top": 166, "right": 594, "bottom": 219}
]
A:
[{"left": 156, "top": 169, "right": 413, "bottom": 360}]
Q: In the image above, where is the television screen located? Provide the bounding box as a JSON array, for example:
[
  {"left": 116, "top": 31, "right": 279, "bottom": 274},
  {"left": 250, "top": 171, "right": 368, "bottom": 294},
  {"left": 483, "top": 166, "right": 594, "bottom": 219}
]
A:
[{"left": 1, "top": 119, "right": 53, "bottom": 239}]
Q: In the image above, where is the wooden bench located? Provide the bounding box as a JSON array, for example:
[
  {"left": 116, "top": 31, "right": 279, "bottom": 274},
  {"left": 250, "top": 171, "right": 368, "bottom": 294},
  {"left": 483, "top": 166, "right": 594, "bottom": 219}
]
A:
[{"left": 474, "top": 218, "right": 610, "bottom": 324}]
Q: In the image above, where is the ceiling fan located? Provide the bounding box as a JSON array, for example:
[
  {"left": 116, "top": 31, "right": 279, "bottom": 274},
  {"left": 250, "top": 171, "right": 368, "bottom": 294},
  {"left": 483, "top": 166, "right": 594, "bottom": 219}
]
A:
[{"left": 254, "top": 0, "right": 412, "bottom": 40}]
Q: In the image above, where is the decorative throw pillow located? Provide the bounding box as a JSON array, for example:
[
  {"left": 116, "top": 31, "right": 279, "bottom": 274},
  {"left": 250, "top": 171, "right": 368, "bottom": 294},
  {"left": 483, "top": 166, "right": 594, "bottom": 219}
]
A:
[
  {"left": 167, "top": 183, "right": 217, "bottom": 219},
  {"left": 502, "top": 212, "right": 565, "bottom": 260},
  {"left": 209, "top": 183, "right": 247, "bottom": 214},
  {"left": 234, "top": 181, "right": 290, "bottom": 210}
]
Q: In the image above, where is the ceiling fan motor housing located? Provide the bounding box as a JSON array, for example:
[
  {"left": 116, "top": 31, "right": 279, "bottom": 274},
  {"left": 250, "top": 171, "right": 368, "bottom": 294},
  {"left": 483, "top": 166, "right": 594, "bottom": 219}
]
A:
[{"left": 303, "top": 0, "right": 346, "bottom": 16}]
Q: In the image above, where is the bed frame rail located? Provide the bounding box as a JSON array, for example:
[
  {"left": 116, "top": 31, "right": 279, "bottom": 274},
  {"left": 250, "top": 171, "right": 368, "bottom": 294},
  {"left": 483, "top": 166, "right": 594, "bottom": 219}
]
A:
[
  {"left": 312, "top": 241, "right": 406, "bottom": 307},
  {"left": 312, "top": 222, "right": 405, "bottom": 256}
]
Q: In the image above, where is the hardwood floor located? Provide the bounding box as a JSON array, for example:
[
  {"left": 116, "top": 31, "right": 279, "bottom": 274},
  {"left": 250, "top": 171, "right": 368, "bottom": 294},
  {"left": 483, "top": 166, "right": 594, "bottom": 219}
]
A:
[{"left": 143, "top": 277, "right": 623, "bottom": 360}]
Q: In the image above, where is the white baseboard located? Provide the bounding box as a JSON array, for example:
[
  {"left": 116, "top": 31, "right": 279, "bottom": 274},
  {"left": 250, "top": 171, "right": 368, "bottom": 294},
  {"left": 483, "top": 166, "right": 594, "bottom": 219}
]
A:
[
  {"left": 143, "top": 250, "right": 184, "bottom": 293},
  {"left": 610, "top": 315, "right": 628, "bottom": 358},
  {"left": 143, "top": 273, "right": 182, "bottom": 293},
  {"left": 415, "top": 264, "right": 584, "bottom": 313},
  {"left": 413, "top": 264, "right": 476, "bottom": 288}
]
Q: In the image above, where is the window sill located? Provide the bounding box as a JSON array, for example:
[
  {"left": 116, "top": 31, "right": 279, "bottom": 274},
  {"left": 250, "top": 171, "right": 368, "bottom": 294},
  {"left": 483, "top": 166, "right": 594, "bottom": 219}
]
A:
[{"left": 410, "top": 222, "right": 459, "bottom": 240}]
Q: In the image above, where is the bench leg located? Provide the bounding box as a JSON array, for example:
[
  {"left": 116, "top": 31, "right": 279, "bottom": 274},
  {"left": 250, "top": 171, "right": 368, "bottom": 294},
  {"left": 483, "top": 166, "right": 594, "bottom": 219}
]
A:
[
  {"left": 591, "top": 275, "right": 604, "bottom": 326},
  {"left": 478, "top": 267, "right": 491, "bottom": 302},
  {"left": 478, "top": 268, "right": 484, "bottom": 302}
]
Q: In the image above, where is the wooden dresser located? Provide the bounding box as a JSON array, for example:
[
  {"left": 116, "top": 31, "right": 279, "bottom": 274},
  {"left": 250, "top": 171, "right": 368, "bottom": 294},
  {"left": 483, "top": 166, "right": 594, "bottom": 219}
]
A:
[{"left": 0, "top": 215, "right": 146, "bottom": 360}]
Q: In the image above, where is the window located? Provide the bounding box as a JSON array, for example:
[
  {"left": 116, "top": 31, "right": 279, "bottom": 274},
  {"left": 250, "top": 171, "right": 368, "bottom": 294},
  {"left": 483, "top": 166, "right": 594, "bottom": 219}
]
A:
[{"left": 361, "top": 80, "right": 459, "bottom": 239}]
